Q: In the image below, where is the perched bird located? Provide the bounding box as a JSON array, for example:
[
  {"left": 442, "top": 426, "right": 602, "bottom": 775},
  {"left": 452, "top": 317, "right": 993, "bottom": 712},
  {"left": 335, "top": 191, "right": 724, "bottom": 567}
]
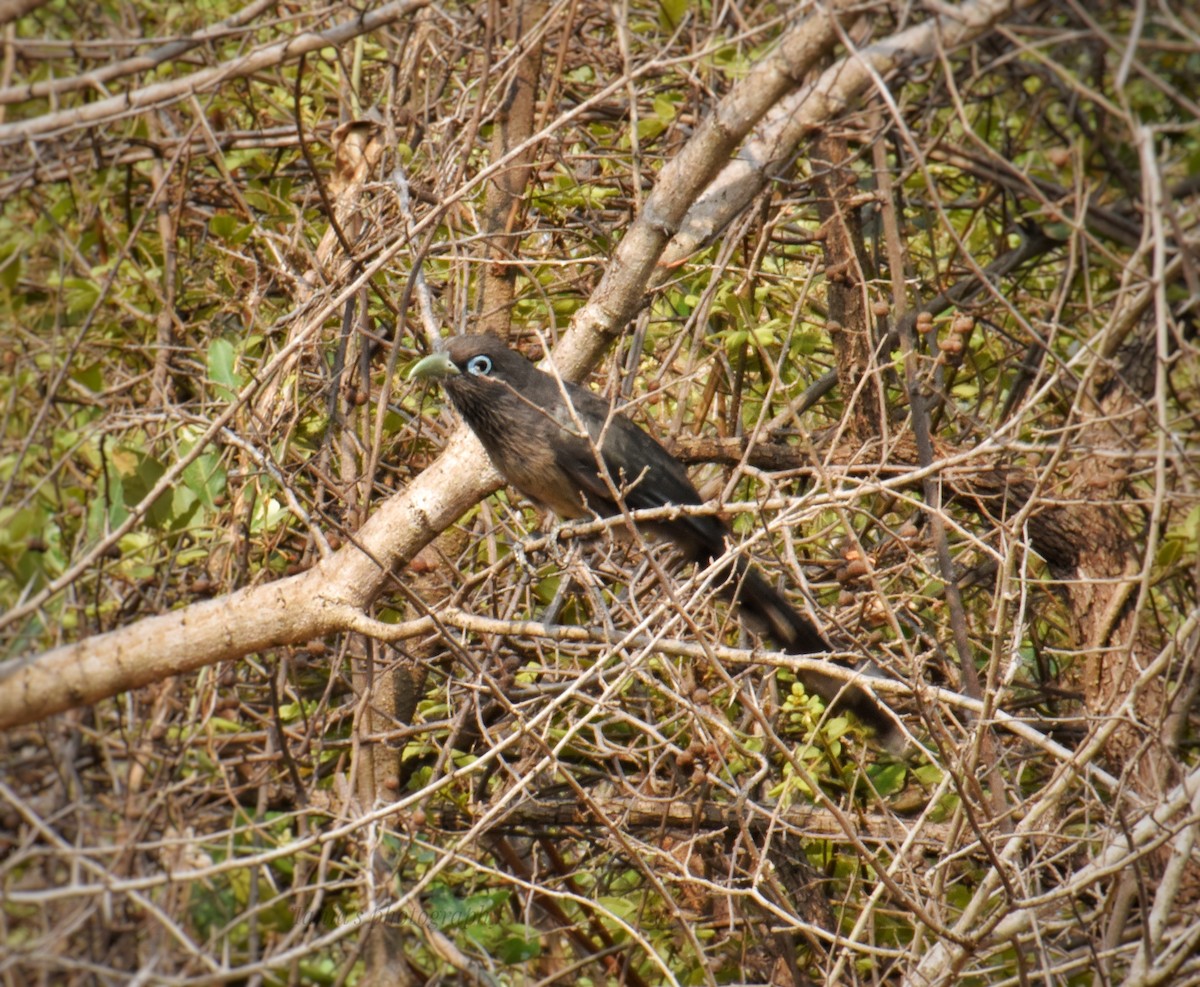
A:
[{"left": 411, "top": 334, "right": 905, "bottom": 751}]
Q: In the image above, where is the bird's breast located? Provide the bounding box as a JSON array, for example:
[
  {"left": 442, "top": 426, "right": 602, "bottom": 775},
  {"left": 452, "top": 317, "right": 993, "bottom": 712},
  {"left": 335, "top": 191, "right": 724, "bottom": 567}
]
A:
[{"left": 449, "top": 385, "right": 590, "bottom": 518}]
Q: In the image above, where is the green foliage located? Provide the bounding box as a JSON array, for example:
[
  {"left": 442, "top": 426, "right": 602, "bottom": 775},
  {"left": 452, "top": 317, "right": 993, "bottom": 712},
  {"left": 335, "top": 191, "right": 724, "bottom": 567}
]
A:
[{"left": 426, "top": 885, "right": 511, "bottom": 929}]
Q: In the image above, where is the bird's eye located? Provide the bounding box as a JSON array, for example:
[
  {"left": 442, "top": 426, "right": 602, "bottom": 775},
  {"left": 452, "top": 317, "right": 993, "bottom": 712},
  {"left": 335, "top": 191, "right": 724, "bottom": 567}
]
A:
[{"left": 466, "top": 355, "right": 492, "bottom": 376}]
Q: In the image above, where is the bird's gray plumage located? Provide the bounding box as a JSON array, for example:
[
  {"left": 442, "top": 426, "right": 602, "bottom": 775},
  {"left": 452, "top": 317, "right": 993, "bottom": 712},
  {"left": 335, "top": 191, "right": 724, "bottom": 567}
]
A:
[{"left": 412, "top": 334, "right": 905, "bottom": 751}]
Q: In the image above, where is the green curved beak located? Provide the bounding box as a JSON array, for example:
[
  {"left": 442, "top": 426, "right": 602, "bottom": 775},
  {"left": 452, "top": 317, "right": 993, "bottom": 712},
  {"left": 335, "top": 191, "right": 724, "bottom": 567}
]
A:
[{"left": 409, "top": 351, "right": 459, "bottom": 381}]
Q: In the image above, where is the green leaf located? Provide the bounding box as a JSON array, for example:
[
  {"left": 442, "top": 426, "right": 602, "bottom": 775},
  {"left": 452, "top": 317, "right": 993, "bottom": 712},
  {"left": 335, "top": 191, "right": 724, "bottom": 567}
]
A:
[
  {"left": 0, "top": 241, "right": 23, "bottom": 293},
  {"left": 426, "top": 887, "right": 509, "bottom": 929},
  {"left": 534, "top": 573, "right": 561, "bottom": 605},
  {"left": 913, "top": 763, "right": 945, "bottom": 787},
  {"left": 660, "top": 0, "right": 689, "bottom": 29},
  {"left": 181, "top": 451, "right": 227, "bottom": 512},
  {"left": 869, "top": 763, "right": 907, "bottom": 796},
  {"left": 207, "top": 338, "right": 241, "bottom": 400},
  {"left": 71, "top": 362, "right": 104, "bottom": 393},
  {"left": 113, "top": 448, "right": 174, "bottom": 528},
  {"left": 597, "top": 895, "right": 636, "bottom": 921},
  {"left": 662, "top": 0, "right": 691, "bottom": 27},
  {"left": 208, "top": 213, "right": 250, "bottom": 244},
  {"left": 61, "top": 277, "right": 100, "bottom": 319},
  {"left": 495, "top": 924, "right": 541, "bottom": 963}
]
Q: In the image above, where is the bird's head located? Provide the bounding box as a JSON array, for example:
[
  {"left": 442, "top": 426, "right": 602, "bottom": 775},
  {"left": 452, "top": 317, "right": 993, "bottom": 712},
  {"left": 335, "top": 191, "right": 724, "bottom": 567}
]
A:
[
  {"left": 409, "top": 334, "right": 553, "bottom": 434},
  {"left": 409, "top": 334, "right": 537, "bottom": 392}
]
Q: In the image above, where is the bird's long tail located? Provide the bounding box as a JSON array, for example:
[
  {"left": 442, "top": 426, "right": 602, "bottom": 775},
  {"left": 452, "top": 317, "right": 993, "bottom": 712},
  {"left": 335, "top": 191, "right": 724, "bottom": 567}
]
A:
[{"left": 727, "top": 563, "right": 907, "bottom": 753}]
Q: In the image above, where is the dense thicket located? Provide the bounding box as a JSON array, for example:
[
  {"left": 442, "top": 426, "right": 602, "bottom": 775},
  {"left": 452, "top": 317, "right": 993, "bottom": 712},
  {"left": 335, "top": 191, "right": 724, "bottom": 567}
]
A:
[{"left": 1, "top": 2, "right": 1197, "bottom": 985}]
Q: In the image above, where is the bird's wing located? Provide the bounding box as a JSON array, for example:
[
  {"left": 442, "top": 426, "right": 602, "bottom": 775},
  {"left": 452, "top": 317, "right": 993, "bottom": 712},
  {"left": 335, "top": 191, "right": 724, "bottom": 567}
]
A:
[
  {"left": 542, "top": 385, "right": 727, "bottom": 560},
  {"left": 534, "top": 377, "right": 905, "bottom": 749}
]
